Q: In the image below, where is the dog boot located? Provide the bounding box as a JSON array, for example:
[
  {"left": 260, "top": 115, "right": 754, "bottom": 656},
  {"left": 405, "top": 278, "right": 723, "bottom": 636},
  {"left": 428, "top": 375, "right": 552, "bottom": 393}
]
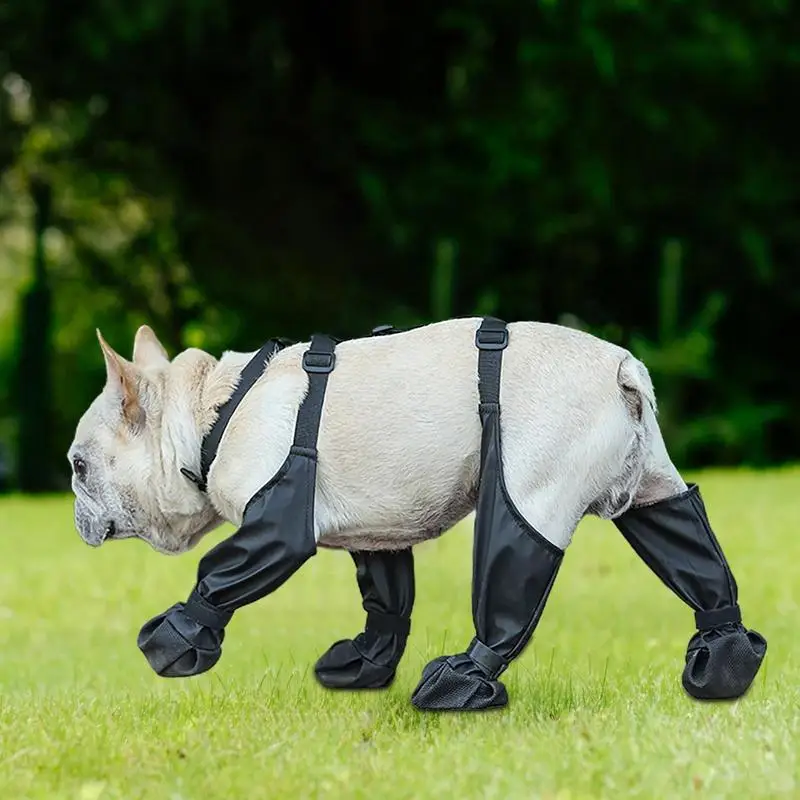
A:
[
  {"left": 411, "top": 401, "right": 564, "bottom": 711},
  {"left": 614, "top": 483, "right": 767, "bottom": 700},
  {"left": 315, "top": 548, "right": 414, "bottom": 689}
]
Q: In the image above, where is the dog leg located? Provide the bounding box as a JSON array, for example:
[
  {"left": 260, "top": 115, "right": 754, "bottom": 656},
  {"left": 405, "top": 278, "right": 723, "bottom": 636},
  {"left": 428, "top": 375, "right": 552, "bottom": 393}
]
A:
[
  {"left": 410, "top": 402, "right": 565, "bottom": 711},
  {"left": 614, "top": 482, "right": 767, "bottom": 700},
  {"left": 315, "top": 548, "right": 414, "bottom": 689}
]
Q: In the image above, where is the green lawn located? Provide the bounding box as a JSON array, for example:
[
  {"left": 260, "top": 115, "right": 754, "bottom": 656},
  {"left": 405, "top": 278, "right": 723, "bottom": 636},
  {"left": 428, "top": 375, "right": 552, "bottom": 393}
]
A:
[{"left": 0, "top": 469, "right": 797, "bottom": 799}]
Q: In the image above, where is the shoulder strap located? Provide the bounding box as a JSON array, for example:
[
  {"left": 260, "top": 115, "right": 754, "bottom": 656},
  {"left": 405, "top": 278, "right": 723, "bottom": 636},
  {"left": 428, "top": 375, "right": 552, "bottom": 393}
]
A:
[
  {"left": 188, "top": 338, "right": 289, "bottom": 492},
  {"left": 293, "top": 333, "right": 337, "bottom": 453},
  {"left": 475, "top": 317, "right": 509, "bottom": 416}
]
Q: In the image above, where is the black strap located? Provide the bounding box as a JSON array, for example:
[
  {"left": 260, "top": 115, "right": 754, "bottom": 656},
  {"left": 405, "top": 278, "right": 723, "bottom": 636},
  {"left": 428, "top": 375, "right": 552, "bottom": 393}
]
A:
[
  {"left": 184, "top": 589, "right": 233, "bottom": 629},
  {"left": 475, "top": 317, "right": 508, "bottom": 415},
  {"left": 366, "top": 611, "right": 411, "bottom": 637},
  {"left": 467, "top": 637, "right": 508, "bottom": 679},
  {"left": 695, "top": 605, "right": 742, "bottom": 631},
  {"left": 195, "top": 338, "right": 289, "bottom": 490},
  {"left": 293, "top": 334, "right": 337, "bottom": 452}
]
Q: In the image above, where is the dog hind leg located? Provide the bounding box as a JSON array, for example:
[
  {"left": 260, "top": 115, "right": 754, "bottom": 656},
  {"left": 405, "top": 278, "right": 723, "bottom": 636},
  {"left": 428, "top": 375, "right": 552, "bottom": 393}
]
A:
[
  {"left": 410, "top": 399, "right": 568, "bottom": 711},
  {"left": 613, "top": 384, "right": 767, "bottom": 700}
]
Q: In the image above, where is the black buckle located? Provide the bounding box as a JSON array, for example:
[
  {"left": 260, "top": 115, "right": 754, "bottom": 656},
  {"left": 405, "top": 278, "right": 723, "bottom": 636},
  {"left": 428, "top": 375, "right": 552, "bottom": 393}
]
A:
[
  {"left": 302, "top": 350, "right": 335, "bottom": 374},
  {"left": 475, "top": 328, "right": 508, "bottom": 351},
  {"left": 371, "top": 324, "right": 397, "bottom": 336}
]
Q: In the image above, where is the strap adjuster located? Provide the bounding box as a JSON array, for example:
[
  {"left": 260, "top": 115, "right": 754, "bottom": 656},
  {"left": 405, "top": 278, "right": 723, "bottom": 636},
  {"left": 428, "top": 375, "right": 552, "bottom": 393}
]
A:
[
  {"left": 302, "top": 350, "right": 335, "bottom": 374},
  {"left": 371, "top": 324, "right": 397, "bottom": 336},
  {"left": 475, "top": 328, "right": 508, "bottom": 351}
]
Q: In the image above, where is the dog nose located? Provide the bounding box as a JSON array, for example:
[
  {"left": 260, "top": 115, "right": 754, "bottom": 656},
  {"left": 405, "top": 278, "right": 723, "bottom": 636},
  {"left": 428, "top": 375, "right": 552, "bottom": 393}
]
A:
[{"left": 103, "top": 520, "right": 117, "bottom": 541}]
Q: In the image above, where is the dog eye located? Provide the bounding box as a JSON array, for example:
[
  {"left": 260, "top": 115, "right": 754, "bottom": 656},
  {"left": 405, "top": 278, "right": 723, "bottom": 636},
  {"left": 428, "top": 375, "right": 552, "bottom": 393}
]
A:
[{"left": 72, "top": 457, "right": 87, "bottom": 480}]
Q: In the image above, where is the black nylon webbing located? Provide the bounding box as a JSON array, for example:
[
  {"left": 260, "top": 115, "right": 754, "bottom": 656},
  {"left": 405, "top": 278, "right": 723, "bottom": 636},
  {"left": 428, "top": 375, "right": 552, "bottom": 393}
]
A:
[
  {"left": 200, "top": 338, "right": 288, "bottom": 487},
  {"left": 293, "top": 333, "right": 337, "bottom": 452},
  {"left": 475, "top": 317, "right": 509, "bottom": 413}
]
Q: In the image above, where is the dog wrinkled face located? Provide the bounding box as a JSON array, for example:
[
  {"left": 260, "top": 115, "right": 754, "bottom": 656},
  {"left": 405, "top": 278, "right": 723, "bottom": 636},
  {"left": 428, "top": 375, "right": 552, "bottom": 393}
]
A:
[{"left": 67, "top": 326, "right": 220, "bottom": 555}]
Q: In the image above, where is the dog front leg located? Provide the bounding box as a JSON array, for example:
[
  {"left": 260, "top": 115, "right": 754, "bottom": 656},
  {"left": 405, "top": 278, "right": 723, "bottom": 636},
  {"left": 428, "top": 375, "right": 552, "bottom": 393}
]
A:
[
  {"left": 315, "top": 548, "right": 414, "bottom": 689},
  {"left": 137, "top": 456, "right": 318, "bottom": 678},
  {"left": 614, "top": 483, "right": 767, "bottom": 700}
]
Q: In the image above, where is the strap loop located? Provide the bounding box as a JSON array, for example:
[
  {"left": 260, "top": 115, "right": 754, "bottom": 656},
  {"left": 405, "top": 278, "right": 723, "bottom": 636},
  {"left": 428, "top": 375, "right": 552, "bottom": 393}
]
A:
[
  {"left": 366, "top": 611, "right": 411, "bottom": 637},
  {"left": 466, "top": 637, "right": 508, "bottom": 679},
  {"left": 184, "top": 590, "right": 233, "bottom": 630},
  {"left": 695, "top": 605, "right": 742, "bottom": 631}
]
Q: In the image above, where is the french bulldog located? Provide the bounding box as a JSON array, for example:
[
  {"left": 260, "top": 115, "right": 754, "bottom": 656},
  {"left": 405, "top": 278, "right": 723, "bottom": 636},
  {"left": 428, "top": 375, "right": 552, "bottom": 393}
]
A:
[{"left": 68, "top": 319, "right": 685, "bottom": 557}]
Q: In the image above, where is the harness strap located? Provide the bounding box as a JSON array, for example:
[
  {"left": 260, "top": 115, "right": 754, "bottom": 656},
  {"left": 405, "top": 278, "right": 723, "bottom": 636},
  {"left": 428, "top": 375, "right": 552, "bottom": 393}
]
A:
[
  {"left": 293, "top": 333, "right": 337, "bottom": 452},
  {"left": 475, "top": 317, "right": 509, "bottom": 416},
  {"left": 187, "top": 338, "right": 289, "bottom": 492}
]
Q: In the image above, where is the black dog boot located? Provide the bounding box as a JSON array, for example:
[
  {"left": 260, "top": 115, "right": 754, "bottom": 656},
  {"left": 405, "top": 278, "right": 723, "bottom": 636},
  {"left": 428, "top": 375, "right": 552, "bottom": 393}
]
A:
[
  {"left": 412, "top": 320, "right": 565, "bottom": 710},
  {"left": 614, "top": 483, "right": 766, "bottom": 700},
  {"left": 315, "top": 548, "right": 414, "bottom": 689},
  {"left": 409, "top": 406, "right": 564, "bottom": 710}
]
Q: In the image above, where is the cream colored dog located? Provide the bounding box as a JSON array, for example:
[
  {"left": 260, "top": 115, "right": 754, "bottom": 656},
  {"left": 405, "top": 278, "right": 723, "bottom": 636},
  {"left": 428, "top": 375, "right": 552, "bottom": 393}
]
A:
[{"left": 68, "top": 319, "right": 687, "bottom": 556}]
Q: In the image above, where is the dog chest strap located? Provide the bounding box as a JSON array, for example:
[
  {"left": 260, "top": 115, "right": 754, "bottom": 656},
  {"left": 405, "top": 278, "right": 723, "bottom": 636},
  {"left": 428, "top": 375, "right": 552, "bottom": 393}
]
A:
[
  {"left": 193, "top": 338, "right": 289, "bottom": 491},
  {"left": 293, "top": 333, "right": 337, "bottom": 452}
]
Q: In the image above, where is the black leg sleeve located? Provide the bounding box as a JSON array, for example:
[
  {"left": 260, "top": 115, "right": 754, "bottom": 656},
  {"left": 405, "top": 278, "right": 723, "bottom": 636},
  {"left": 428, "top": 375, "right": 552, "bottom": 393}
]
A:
[
  {"left": 411, "top": 409, "right": 564, "bottom": 711},
  {"left": 613, "top": 483, "right": 766, "bottom": 700},
  {"left": 314, "top": 548, "right": 415, "bottom": 689},
  {"left": 137, "top": 454, "right": 318, "bottom": 678}
]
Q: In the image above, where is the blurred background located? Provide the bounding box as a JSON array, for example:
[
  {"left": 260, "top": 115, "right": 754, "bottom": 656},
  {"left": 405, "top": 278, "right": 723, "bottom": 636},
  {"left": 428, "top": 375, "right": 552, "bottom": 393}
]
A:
[{"left": 0, "top": 0, "right": 798, "bottom": 493}]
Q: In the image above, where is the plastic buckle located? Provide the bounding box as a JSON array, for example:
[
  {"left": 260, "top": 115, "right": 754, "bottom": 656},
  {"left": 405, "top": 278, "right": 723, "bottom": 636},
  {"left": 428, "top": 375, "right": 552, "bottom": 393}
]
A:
[
  {"left": 475, "top": 328, "right": 508, "bottom": 351},
  {"left": 302, "top": 350, "right": 335, "bottom": 374},
  {"left": 371, "top": 324, "right": 397, "bottom": 336}
]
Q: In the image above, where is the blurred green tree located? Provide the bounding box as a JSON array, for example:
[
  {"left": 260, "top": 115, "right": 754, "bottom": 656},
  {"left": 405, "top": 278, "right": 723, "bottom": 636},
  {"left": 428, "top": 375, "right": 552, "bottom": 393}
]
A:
[{"left": 0, "top": 0, "right": 798, "bottom": 480}]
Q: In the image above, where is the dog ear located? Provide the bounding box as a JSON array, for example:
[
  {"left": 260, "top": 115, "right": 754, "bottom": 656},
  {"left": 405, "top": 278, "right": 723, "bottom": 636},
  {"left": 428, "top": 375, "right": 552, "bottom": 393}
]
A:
[
  {"left": 97, "top": 329, "right": 146, "bottom": 430},
  {"left": 132, "top": 325, "right": 169, "bottom": 368}
]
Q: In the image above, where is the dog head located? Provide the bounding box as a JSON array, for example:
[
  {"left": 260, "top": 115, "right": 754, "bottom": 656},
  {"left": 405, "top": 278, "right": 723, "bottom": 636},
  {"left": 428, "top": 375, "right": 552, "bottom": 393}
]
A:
[{"left": 67, "top": 325, "right": 222, "bottom": 554}]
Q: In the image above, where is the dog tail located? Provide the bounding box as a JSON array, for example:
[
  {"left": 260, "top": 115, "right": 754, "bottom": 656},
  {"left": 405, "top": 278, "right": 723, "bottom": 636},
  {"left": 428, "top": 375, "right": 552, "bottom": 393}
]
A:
[{"left": 616, "top": 354, "right": 657, "bottom": 423}]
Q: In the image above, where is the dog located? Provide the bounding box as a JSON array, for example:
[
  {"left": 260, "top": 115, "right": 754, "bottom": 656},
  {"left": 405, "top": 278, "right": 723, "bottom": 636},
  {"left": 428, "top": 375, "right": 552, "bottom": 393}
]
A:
[
  {"left": 68, "top": 319, "right": 685, "bottom": 556},
  {"left": 68, "top": 319, "right": 766, "bottom": 708}
]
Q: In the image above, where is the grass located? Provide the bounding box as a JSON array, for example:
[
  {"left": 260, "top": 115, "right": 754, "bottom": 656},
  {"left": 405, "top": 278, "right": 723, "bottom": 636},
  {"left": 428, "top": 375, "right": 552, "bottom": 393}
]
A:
[{"left": 0, "top": 468, "right": 798, "bottom": 799}]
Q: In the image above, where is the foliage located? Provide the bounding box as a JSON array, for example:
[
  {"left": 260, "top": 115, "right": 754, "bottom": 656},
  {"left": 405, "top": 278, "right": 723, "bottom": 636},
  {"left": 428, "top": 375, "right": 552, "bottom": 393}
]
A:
[{"left": 1, "top": 0, "right": 799, "bottom": 480}]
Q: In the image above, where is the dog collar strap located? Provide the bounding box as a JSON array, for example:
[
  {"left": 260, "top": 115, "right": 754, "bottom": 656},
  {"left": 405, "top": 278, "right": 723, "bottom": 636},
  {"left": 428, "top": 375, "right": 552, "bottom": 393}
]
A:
[{"left": 187, "top": 337, "right": 293, "bottom": 493}]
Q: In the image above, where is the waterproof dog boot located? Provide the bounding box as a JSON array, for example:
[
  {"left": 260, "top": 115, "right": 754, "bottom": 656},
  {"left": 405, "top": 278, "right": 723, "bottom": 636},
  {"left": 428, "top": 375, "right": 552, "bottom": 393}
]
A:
[
  {"left": 315, "top": 548, "right": 414, "bottom": 689},
  {"left": 614, "top": 484, "right": 767, "bottom": 700},
  {"left": 410, "top": 406, "right": 563, "bottom": 710},
  {"left": 412, "top": 318, "right": 564, "bottom": 710}
]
